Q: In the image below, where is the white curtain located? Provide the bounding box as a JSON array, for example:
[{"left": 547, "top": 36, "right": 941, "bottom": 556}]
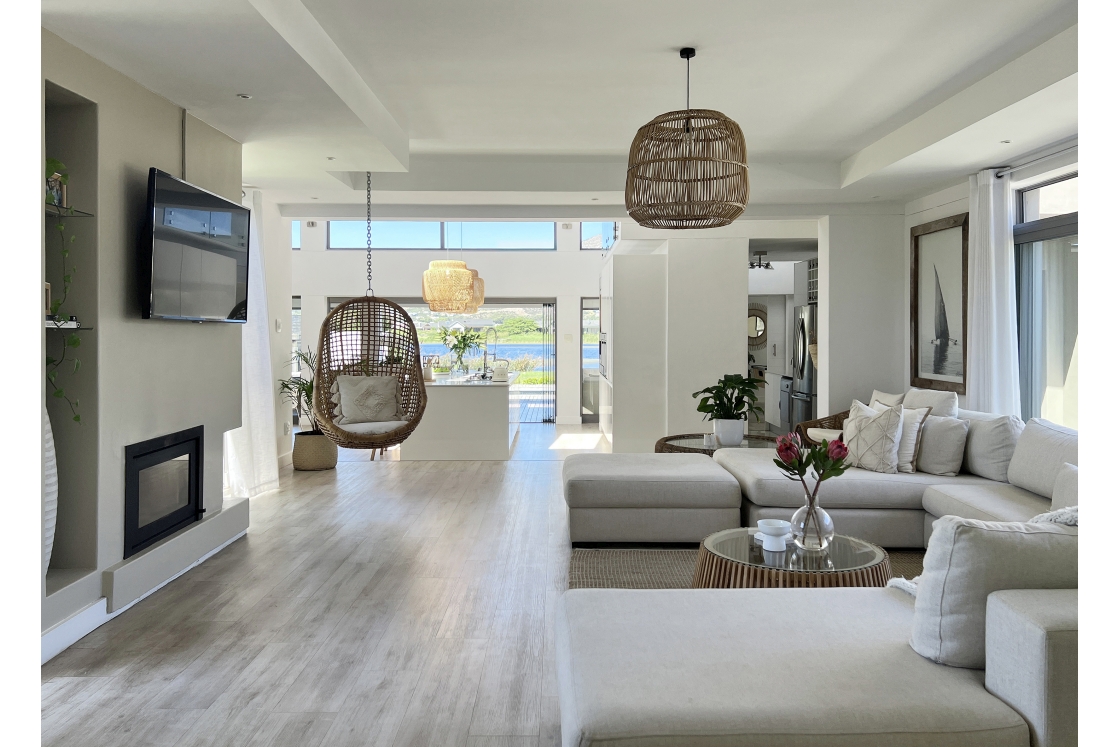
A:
[
  {"left": 224, "top": 191, "right": 279, "bottom": 499},
  {"left": 966, "top": 169, "right": 1021, "bottom": 416}
]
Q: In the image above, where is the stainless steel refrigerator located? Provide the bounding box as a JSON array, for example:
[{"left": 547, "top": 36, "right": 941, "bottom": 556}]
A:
[{"left": 791, "top": 305, "right": 817, "bottom": 427}]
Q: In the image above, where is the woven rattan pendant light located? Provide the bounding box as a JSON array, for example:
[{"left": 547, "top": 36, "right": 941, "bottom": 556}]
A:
[
  {"left": 625, "top": 48, "right": 749, "bottom": 229},
  {"left": 422, "top": 223, "right": 485, "bottom": 313}
]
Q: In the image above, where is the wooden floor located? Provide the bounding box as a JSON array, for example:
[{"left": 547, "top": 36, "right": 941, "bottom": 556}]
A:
[{"left": 42, "top": 424, "right": 609, "bottom": 747}]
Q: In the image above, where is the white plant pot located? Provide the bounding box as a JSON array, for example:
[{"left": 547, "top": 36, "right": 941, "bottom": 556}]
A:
[
  {"left": 713, "top": 418, "right": 745, "bottom": 447},
  {"left": 43, "top": 405, "right": 58, "bottom": 577}
]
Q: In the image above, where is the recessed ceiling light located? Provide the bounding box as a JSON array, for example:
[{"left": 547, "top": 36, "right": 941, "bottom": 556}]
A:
[
  {"left": 591, "top": 197, "right": 599, "bottom": 201},
  {"left": 311, "top": 197, "right": 319, "bottom": 200},
  {"left": 872, "top": 195, "right": 880, "bottom": 199},
  {"left": 1001, "top": 139, "right": 1012, "bottom": 144},
  {"left": 236, "top": 93, "right": 252, "bottom": 99},
  {"left": 326, "top": 156, "right": 336, "bottom": 161}
]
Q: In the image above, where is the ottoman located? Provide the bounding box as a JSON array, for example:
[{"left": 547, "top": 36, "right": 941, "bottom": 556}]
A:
[{"left": 562, "top": 453, "right": 742, "bottom": 543}]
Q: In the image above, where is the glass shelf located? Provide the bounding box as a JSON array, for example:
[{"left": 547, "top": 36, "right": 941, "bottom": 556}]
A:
[
  {"left": 45, "top": 319, "right": 92, "bottom": 330},
  {"left": 45, "top": 204, "right": 94, "bottom": 218}
]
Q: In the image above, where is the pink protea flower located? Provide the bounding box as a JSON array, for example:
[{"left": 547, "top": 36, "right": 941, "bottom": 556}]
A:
[
  {"left": 776, "top": 433, "right": 801, "bottom": 465},
  {"left": 826, "top": 439, "right": 848, "bottom": 461}
]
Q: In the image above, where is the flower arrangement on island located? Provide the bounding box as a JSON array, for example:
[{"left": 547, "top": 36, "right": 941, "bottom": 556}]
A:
[
  {"left": 441, "top": 326, "right": 484, "bottom": 371},
  {"left": 773, "top": 433, "right": 851, "bottom": 551}
]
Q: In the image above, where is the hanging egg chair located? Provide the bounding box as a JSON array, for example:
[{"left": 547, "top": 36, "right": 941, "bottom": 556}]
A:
[{"left": 312, "top": 173, "right": 427, "bottom": 453}]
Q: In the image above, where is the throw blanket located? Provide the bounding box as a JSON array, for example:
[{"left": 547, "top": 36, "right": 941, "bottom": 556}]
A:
[{"left": 1029, "top": 505, "right": 1078, "bottom": 527}]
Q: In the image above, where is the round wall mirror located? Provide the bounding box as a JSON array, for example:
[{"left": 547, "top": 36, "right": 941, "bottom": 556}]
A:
[
  {"left": 748, "top": 315, "right": 766, "bottom": 338},
  {"left": 748, "top": 303, "right": 768, "bottom": 351}
]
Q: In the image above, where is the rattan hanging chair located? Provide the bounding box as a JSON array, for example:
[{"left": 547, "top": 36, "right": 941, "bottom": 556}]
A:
[{"left": 310, "top": 172, "right": 427, "bottom": 452}]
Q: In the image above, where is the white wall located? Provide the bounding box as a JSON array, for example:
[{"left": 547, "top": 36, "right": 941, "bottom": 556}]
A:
[
  {"left": 287, "top": 219, "right": 603, "bottom": 424},
  {"left": 253, "top": 194, "right": 295, "bottom": 460}
]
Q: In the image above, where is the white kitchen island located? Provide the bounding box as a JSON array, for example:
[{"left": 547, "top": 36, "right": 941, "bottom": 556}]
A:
[{"left": 399, "top": 374, "right": 521, "bottom": 461}]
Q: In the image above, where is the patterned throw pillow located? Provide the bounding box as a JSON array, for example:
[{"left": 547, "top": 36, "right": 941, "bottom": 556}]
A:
[
  {"left": 336, "top": 375, "right": 400, "bottom": 424},
  {"left": 843, "top": 401, "right": 904, "bottom": 473}
]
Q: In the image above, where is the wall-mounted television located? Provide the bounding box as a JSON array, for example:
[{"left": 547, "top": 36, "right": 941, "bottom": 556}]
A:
[{"left": 140, "top": 168, "right": 250, "bottom": 322}]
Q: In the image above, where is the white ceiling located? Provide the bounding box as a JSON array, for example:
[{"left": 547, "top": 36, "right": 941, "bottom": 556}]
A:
[{"left": 42, "top": 0, "right": 1078, "bottom": 207}]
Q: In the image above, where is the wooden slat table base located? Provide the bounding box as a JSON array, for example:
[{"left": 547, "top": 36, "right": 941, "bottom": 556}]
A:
[{"left": 692, "top": 543, "right": 892, "bottom": 589}]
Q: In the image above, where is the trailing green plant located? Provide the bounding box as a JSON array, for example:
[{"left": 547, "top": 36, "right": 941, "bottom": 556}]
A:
[
  {"left": 279, "top": 347, "right": 320, "bottom": 434},
  {"left": 691, "top": 373, "right": 763, "bottom": 422},
  {"left": 45, "top": 158, "right": 82, "bottom": 423}
]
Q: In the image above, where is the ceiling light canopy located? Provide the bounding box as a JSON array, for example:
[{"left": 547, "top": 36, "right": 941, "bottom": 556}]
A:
[
  {"left": 625, "top": 48, "right": 749, "bottom": 230},
  {"left": 749, "top": 251, "right": 773, "bottom": 270}
]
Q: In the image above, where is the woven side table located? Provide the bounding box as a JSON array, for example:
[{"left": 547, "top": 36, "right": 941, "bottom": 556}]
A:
[{"left": 692, "top": 528, "right": 892, "bottom": 589}]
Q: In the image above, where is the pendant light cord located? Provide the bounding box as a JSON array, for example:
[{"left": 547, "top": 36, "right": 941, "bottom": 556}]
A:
[
  {"left": 686, "top": 56, "right": 690, "bottom": 111},
  {"left": 366, "top": 171, "right": 373, "bottom": 296}
]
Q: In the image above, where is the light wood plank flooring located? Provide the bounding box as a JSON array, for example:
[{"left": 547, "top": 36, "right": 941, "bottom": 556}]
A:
[{"left": 42, "top": 424, "right": 607, "bottom": 747}]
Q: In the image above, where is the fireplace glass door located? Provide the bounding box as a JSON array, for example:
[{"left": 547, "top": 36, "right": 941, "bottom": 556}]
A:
[{"left": 124, "top": 426, "right": 204, "bottom": 558}]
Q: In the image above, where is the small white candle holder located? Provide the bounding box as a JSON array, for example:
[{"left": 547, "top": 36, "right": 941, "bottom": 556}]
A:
[{"left": 756, "top": 519, "right": 793, "bottom": 552}]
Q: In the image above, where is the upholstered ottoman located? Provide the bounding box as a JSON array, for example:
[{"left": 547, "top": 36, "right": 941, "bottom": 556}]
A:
[{"left": 562, "top": 453, "right": 742, "bottom": 543}]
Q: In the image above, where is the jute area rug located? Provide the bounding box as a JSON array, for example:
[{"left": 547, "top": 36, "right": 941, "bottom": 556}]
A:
[{"left": 568, "top": 547, "right": 925, "bottom": 590}]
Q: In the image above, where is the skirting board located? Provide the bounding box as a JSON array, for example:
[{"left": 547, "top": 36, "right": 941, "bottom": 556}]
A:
[
  {"left": 278, "top": 450, "right": 293, "bottom": 469},
  {"left": 555, "top": 415, "right": 583, "bottom": 425},
  {"left": 41, "top": 528, "right": 246, "bottom": 664}
]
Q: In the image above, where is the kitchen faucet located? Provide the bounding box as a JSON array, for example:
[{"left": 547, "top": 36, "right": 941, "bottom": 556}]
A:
[{"left": 481, "top": 327, "right": 498, "bottom": 379}]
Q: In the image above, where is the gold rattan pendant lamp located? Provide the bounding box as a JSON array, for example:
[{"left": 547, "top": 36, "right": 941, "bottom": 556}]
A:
[
  {"left": 625, "top": 47, "right": 749, "bottom": 229},
  {"left": 421, "top": 225, "right": 485, "bottom": 313}
]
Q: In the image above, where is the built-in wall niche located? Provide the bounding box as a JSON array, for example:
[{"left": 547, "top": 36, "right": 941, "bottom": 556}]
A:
[{"left": 44, "top": 81, "right": 99, "bottom": 594}]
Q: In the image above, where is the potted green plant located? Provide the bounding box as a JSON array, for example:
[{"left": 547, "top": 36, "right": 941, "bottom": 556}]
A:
[
  {"left": 692, "top": 373, "right": 763, "bottom": 447},
  {"left": 279, "top": 348, "right": 337, "bottom": 470}
]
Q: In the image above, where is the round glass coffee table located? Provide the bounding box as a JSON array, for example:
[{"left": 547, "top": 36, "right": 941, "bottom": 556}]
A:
[
  {"left": 692, "top": 527, "right": 892, "bottom": 588},
  {"left": 655, "top": 433, "right": 776, "bottom": 457}
]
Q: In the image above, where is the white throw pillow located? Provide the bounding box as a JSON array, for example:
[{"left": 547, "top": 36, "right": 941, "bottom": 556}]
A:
[
  {"left": 1007, "top": 419, "right": 1078, "bottom": 499},
  {"left": 336, "top": 375, "right": 401, "bottom": 424},
  {"left": 843, "top": 401, "right": 903, "bottom": 474},
  {"left": 870, "top": 401, "right": 931, "bottom": 473},
  {"left": 915, "top": 415, "right": 969, "bottom": 476},
  {"left": 902, "top": 388, "right": 959, "bottom": 418},
  {"left": 1050, "top": 463, "right": 1078, "bottom": 510},
  {"left": 911, "top": 516, "right": 1078, "bottom": 669},
  {"left": 870, "top": 389, "right": 904, "bottom": 407},
  {"left": 962, "top": 414, "right": 1025, "bottom": 482}
]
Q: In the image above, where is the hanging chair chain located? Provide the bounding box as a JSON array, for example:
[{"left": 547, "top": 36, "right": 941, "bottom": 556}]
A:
[{"left": 366, "top": 171, "right": 374, "bottom": 296}]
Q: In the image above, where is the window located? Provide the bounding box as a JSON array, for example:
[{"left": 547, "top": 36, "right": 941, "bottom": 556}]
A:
[
  {"left": 1014, "top": 174, "right": 1077, "bottom": 428},
  {"left": 581, "top": 221, "right": 618, "bottom": 250},
  {"left": 327, "top": 221, "right": 556, "bottom": 250},
  {"left": 291, "top": 220, "right": 301, "bottom": 250}
]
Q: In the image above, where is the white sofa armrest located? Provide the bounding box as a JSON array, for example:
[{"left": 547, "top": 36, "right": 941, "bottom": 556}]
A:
[{"left": 986, "top": 589, "right": 1077, "bottom": 747}]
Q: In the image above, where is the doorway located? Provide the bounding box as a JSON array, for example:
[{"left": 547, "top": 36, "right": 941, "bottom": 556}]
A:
[{"left": 581, "top": 298, "right": 600, "bottom": 423}]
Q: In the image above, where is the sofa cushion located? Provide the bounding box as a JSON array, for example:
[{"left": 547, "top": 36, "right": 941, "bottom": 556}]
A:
[
  {"left": 904, "top": 388, "right": 959, "bottom": 417},
  {"left": 334, "top": 419, "right": 408, "bottom": 435},
  {"left": 923, "top": 483, "right": 1051, "bottom": 523},
  {"left": 1006, "top": 419, "right": 1078, "bottom": 499},
  {"left": 1051, "top": 463, "right": 1078, "bottom": 510},
  {"left": 871, "top": 401, "right": 931, "bottom": 473},
  {"left": 911, "top": 516, "right": 1078, "bottom": 669},
  {"left": 961, "top": 413, "right": 1024, "bottom": 482},
  {"left": 916, "top": 415, "right": 969, "bottom": 476},
  {"left": 870, "top": 389, "right": 904, "bottom": 407},
  {"left": 556, "top": 588, "right": 1027, "bottom": 747},
  {"left": 562, "top": 453, "right": 741, "bottom": 509},
  {"left": 714, "top": 448, "right": 995, "bottom": 510},
  {"left": 843, "top": 401, "right": 903, "bottom": 473}
]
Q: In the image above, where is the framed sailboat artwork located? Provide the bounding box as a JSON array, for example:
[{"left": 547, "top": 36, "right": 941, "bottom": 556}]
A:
[{"left": 910, "top": 213, "right": 968, "bottom": 394}]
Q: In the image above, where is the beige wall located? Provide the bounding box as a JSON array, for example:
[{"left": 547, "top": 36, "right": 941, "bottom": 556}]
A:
[{"left": 43, "top": 29, "right": 245, "bottom": 632}]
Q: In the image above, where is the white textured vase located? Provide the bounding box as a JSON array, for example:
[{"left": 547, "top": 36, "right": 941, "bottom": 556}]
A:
[
  {"left": 713, "top": 418, "right": 745, "bottom": 447},
  {"left": 43, "top": 405, "right": 58, "bottom": 577}
]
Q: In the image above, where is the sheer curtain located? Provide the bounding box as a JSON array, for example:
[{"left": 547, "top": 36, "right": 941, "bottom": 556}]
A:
[
  {"left": 966, "top": 169, "right": 1021, "bottom": 416},
  {"left": 224, "top": 190, "right": 280, "bottom": 499}
]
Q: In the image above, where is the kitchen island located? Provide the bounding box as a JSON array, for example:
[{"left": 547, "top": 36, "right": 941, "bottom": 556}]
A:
[{"left": 399, "top": 374, "right": 520, "bottom": 461}]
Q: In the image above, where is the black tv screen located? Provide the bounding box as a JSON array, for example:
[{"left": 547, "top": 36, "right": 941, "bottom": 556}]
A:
[{"left": 140, "top": 168, "right": 250, "bottom": 322}]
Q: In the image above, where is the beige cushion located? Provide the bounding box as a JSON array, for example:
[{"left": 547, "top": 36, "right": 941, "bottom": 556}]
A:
[
  {"left": 562, "top": 453, "right": 741, "bottom": 509},
  {"left": 715, "top": 448, "right": 995, "bottom": 511},
  {"left": 843, "top": 401, "right": 903, "bottom": 474},
  {"left": 335, "top": 420, "right": 408, "bottom": 436},
  {"left": 916, "top": 415, "right": 969, "bottom": 476},
  {"left": 335, "top": 375, "right": 400, "bottom": 424},
  {"left": 961, "top": 414, "right": 1024, "bottom": 482},
  {"left": 556, "top": 587, "right": 1028, "bottom": 747},
  {"left": 903, "top": 388, "right": 959, "bottom": 418},
  {"left": 1050, "top": 463, "right": 1078, "bottom": 510},
  {"left": 922, "top": 483, "right": 1051, "bottom": 523},
  {"left": 806, "top": 427, "right": 842, "bottom": 443},
  {"left": 870, "top": 389, "right": 904, "bottom": 407},
  {"left": 911, "top": 516, "right": 1078, "bottom": 669},
  {"left": 872, "top": 401, "right": 931, "bottom": 474},
  {"left": 1007, "top": 419, "right": 1078, "bottom": 499}
]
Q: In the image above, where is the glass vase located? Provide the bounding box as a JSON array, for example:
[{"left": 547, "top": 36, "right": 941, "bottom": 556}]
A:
[{"left": 790, "top": 494, "right": 835, "bottom": 551}]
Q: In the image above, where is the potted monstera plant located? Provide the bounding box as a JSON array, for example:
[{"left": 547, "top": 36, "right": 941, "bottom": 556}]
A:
[
  {"left": 279, "top": 348, "right": 337, "bottom": 470},
  {"left": 692, "top": 373, "right": 764, "bottom": 447}
]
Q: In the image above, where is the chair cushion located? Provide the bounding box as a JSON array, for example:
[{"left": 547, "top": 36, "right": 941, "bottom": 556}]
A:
[
  {"left": 1050, "top": 463, "right": 1078, "bottom": 510},
  {"left": 562, "top": 453, "right": 741, "bottom": 509},
  {"left": 911, "top": 516, "right": 1078, "bottom": 669},
  {"left": 923, "top": 483, "right": 1051, "bottom": 523},
  {"left": 961, "top": 413, "right": 1024, "bottom": 482},
  {"left": 806, "top": 427, "right": 842, "bottom": 443},
  {"left": 335, "top": 374, "right": 401, "bottom": 424},
  {"left": 334, "top": 420, "right": 408, "bottom": 436},
  {"left": 903, "top": 388, "right": 959, "bottom": 417},
  {"left": 714, "top": 448, "right": 995, "bottom": 510},
  {"left": 916, "top": 415, "right": 969, "bottom": 476},
  {"left": 1006, "top": 419, "right": 1078, "bottom": 499},
  {"left": 556, "top": 588, "right": 1027, "bottom": 747}
]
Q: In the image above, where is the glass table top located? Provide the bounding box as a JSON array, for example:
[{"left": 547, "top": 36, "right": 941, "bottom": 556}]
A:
[
  {"left": 665, "top": 434, "right": 776, "bottom": 450},
  {"left": 704, "top": 528, "right": 886, "bottom": 572}
]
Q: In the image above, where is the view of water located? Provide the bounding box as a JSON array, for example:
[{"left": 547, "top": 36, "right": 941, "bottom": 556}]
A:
[{"left": 419, "top": 343, "right": 599, "bottom": 370}]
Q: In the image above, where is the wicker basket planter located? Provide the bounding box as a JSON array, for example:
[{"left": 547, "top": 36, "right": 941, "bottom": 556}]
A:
[{"left": 292, "top": 432, "right": 337, "bottom": 471}]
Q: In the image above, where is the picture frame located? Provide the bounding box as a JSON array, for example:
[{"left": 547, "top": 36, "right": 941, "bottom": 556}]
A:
[{"left": 910, "top": 213, "right": 968, "bottom": 394}]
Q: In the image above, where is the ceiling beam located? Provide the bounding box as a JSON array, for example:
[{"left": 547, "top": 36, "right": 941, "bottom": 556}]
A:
[
  {"left": 247, "top": 0, "right": 408, "bottom": 170},
  {"left": 840, "top": 24, "right": 1077, "bottom": 188}
]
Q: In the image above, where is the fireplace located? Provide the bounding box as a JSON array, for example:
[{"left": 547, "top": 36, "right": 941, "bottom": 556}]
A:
[{"left": 124, "top": 426, "right": 205, "bottom": 558}]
